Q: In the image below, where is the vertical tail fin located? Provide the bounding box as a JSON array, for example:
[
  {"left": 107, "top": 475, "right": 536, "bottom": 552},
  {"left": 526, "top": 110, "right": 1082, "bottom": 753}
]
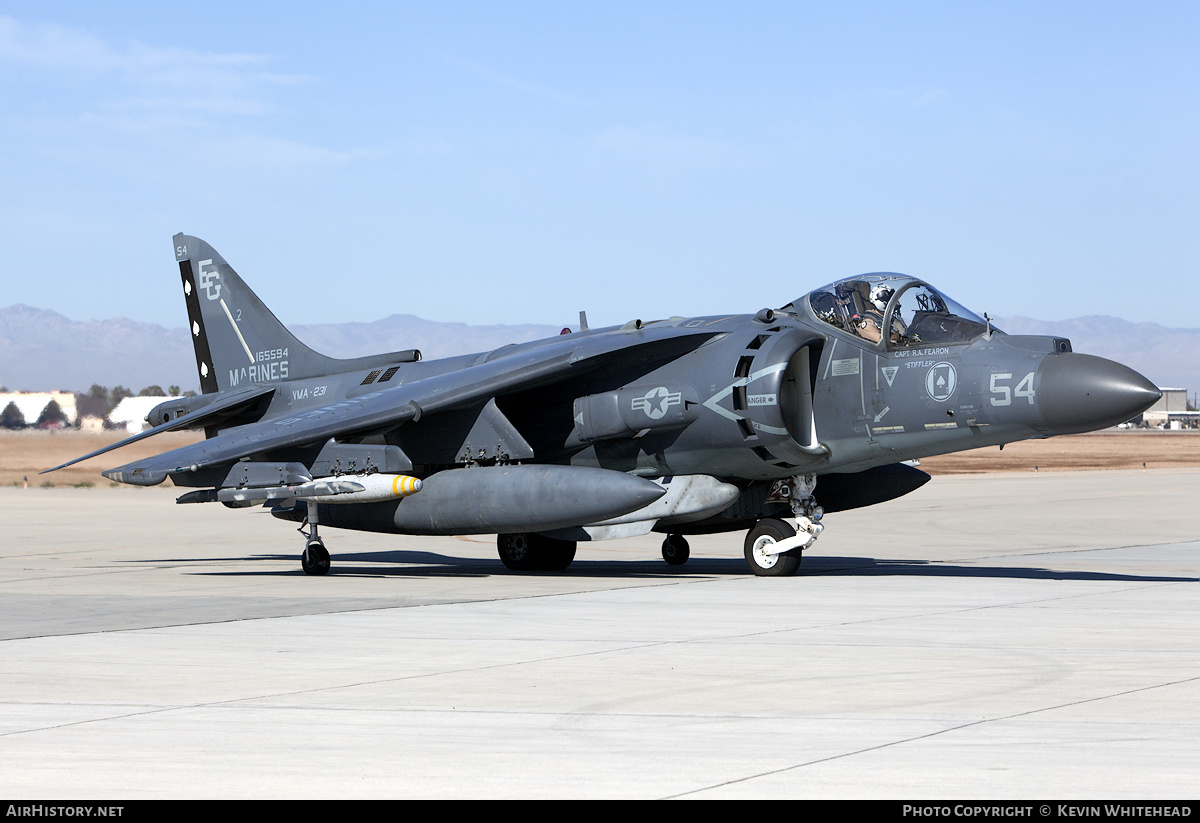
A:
[{"left": 174, "top": 233, "right": 328, "bottom": 393}]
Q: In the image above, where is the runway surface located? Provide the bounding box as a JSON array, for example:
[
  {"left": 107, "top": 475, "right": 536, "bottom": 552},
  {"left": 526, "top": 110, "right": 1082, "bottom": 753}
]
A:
[{"left": 2, "top": 469, "right": 1198, "bottom": 798}]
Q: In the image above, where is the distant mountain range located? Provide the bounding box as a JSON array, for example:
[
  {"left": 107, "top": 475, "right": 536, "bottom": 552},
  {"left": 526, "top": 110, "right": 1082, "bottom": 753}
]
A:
[
  {"left": 993, "top": 316, "right": 1199, "bottom": 393},
  {"left": 0, "top": 304, "right": 564, "bottom": 393},
  {"left": 1, "top": 304, "right": 1196, "bottom": 396}
]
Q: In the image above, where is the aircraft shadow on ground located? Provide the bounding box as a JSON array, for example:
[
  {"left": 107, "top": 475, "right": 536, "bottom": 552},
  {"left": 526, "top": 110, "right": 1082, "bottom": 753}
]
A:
[
  {"left": 137, "top": 550, "right": 1199, "bottom": 583},
  {"left": 800, "top": 555, "right": 1197, "bottom": 583}
]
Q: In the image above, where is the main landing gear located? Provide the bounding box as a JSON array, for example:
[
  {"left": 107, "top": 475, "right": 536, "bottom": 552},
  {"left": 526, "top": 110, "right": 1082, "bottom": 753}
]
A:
[
  {"left": 300, "top": 501, "right": 331, "bottom": 576},
  {"left": 496, "top": 533, "right": 696, "bottom": 571},
  {"left": 497, "top": 533, "right": 577, "bottom": 571},
  {"left": 409, "top": 474, "right": 829, "bottom": 578}
]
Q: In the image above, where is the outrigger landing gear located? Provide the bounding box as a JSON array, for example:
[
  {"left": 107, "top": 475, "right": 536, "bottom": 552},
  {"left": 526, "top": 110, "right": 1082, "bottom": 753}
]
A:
[
  {"left": 497, "top": 533, "right": 577, "bottom": 572},
  {"left": 302, "top": 539, "right": 330, "bottom": 576},
  {"left": 661, "top": 534, "right": 690, "bottom": 566},
  {"left": 300, "top": 501, "right": 331, "bottom": 576}
]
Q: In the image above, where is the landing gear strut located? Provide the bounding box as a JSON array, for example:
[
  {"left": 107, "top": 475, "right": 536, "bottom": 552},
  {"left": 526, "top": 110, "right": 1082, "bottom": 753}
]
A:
[
  {"left": 744, "top": 474, "right": 825, "bottom": 577},
  {"left": 300, "top": 501, "right": 331, "bottom": 576},
  {"left": 497, "top": 533, "right": 577, "bottom": 572}
]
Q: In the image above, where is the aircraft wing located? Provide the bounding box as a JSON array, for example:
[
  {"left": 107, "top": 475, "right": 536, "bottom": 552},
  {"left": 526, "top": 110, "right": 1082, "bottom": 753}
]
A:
[{"left": 103, "top": 324, "right": 723, "bottom": 486}]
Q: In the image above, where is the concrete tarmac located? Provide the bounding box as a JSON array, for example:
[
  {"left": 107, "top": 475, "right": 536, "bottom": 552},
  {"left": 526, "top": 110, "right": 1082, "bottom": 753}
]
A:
[{"left": 1, "top": 469, "right": 1198, "bottom": 798}]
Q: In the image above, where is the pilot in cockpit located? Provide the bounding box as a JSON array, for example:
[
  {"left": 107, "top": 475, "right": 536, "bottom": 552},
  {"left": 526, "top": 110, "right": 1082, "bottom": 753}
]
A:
[
  {"left": 811, "top": 280, "right": 905, "bottom": 345},
  {"left": 840, "top": 282, "right": 893, "bottom": 344},
  {"left": 809, "top": 276, "right": 991, "bottom": 348}
]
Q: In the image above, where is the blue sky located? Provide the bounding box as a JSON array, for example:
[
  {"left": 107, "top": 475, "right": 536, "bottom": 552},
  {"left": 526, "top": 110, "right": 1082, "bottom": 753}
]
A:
[{"left": 1, "top": 2, "right": 1196, "bottom": 329}]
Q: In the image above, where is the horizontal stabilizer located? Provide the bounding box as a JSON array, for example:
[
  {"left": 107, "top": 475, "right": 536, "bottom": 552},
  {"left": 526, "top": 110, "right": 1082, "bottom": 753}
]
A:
[{"left": 41, "top": 385, "right": 275, "bottom": 475}]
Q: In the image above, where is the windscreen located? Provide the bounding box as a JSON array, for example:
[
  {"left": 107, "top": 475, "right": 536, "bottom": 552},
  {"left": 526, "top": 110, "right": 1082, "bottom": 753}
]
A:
[
  {"left": 887, "top": 283, "right": 991, "bottom": 347},
  {"left": 806, "top": 275, "right": 990, "bottom": 348}
]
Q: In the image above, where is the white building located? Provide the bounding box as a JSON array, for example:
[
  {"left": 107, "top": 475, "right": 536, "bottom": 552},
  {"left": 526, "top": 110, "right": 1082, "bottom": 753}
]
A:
[
  {"left": 0, "top": 391, "right": 79, "bottom": 426},
  {"left": 107, "top": 396, "right": 169, "bottom": 434}
]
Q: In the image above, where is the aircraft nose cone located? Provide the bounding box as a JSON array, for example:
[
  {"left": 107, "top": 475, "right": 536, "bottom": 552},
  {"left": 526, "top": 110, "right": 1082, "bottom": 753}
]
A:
[{"left": 1037, "top": 353, "right": 1161, "bottom": 435}]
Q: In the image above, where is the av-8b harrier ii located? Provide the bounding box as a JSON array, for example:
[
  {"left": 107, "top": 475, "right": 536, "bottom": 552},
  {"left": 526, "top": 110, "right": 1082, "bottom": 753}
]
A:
[{"left": 49, "top": 234, "right": 1160, "bottom": 576}]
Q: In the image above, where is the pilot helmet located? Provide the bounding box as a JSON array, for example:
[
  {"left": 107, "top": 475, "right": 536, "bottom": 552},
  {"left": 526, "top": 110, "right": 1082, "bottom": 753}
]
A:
[{"left": 869, "top": 283, "right": 895, "bottom": 312}]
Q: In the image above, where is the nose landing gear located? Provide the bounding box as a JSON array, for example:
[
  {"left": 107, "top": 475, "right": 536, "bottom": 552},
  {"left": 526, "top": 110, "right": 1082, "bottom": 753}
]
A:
[
  {"left": 744, "top": 519, "right": 801, "bottom": 576},
  {"left": 745, "top": 475, "right": 824, "bottom": 576}
]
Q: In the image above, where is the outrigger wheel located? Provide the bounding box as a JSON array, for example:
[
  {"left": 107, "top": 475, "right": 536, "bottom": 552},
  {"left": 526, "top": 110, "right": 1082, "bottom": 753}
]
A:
[
  {"left": 497, "top": 533, "right": 577, "bottom": 572},
  {"left": 302, "top": 539, "right": 331, "bottom": 576},
  {"left": 661, "top": 534, "right": 690, "bottom": 566}
]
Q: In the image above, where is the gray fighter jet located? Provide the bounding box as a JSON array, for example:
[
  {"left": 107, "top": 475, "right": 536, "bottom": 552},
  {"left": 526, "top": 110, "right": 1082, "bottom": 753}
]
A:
[{"left": 48, "top": 234, "right": 1161, "bottom": 576}]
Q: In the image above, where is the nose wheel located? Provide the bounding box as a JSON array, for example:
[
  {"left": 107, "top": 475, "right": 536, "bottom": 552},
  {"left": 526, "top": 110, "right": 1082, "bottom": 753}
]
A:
[{"left": 744, "top": 518, "right": 802, "bottom": 577}]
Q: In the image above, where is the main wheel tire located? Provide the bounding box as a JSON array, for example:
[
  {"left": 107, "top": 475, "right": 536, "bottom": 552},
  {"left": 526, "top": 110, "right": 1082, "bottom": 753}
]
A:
[
  {"left": 538, "top": 537, "right": 577, "bottom": 571},
  {"left": 302, "top": 540, "right": 331, "bottom": 576},
  {"left": 662, "top": 534, "right": 690, "bottom": 566},
  {"left": 497, "top": 533, "right": 577, "bottom": 571},
  {"left": 744, "top": 519, "right": 801, "bottom": 577},
  {"left": 497, "top": 533, "right": 540, "bottom": 571}
]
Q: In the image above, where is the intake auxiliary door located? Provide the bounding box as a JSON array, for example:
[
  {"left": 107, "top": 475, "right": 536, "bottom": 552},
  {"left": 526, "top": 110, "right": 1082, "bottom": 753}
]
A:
[{"left": 780, "top": 343, "right": 822, "bottom": 452}]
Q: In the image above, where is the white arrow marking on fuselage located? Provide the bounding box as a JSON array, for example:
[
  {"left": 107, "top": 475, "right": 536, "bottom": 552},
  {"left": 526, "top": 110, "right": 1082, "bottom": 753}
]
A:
[{"left": 702, "top": 362, "right": 789, "bottom": 435}]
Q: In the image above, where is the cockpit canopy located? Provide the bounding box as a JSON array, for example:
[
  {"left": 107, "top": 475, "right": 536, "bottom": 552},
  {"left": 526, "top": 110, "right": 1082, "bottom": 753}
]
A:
[{"left": 797, "top": 274, "right": 992, "bottom": 348}]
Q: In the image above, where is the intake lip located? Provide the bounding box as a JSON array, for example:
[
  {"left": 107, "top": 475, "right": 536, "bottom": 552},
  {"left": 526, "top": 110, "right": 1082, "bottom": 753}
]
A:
[{"left": 1036, "top": 353, "right": 1161, "bottom": 435}]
